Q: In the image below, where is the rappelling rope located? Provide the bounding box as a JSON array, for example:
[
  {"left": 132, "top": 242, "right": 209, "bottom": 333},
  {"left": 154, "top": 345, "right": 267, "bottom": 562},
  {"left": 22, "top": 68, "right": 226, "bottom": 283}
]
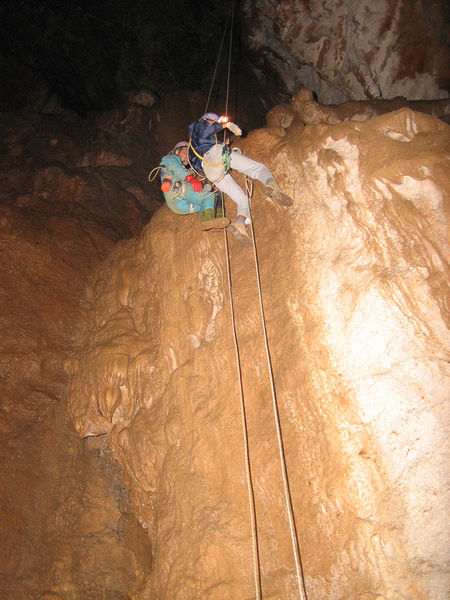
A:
[
  {"left": 217, "top": 3, "right": 261, "bottom": 596},
  {"left": 246, "top": 179, "right": 308, "bottom": 600},
  {"left": 204, "top": 7, "right": 231, "bottom": 115},
  {"left": 223, "top": 224, "right": 262, "bottom": 600},
  {"left": 212, "top": 2, "right": 308, "bottom": 596},
  {"left": 188, "top": 0, "right": 235, "bottom": 192},
  {"left": 222, "top": 0, "right": 234, "bottom": 147},
  {"left": 223, "top": 180, "right": 308, "bottom": 598}
]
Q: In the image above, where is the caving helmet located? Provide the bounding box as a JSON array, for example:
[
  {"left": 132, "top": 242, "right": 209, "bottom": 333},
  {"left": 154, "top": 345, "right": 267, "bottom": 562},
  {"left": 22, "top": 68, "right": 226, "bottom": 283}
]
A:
[
  {"left": 173, "top": 141, "right": 189, "bottom": 154},
  {"left": 201, "top": 112, "right": 220, "bottom": 122}
]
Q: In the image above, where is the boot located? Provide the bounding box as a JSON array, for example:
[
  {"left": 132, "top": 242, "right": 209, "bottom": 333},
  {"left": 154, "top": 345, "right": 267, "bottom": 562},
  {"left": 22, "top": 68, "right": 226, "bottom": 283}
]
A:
[
  {"left": 200, "top": 208, "right": 230, "bottom": 231},
  {"left": 226, "top": 221, "right": 252, "bottom": 246},
  {"left": 263, "top": 180, "right": 293, "bottom": 207}
]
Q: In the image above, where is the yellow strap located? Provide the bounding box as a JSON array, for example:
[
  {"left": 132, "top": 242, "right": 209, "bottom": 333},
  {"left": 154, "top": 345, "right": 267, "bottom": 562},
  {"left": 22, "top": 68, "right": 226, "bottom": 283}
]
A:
[
  {"left": 189, "top": 137, "right": 229, "bottom": 185},
  {"left": 189, "top": 136, "right": 225, "bottom": 168}
]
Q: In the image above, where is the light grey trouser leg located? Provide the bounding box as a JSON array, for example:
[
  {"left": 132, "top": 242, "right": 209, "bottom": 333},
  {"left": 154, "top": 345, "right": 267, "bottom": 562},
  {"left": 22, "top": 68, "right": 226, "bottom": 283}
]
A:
[
  {"left": 202, "top": 144, "right": 274, "bottom": 221},
  {"left": 229, "top": 149, "right": 274, "bottom": 184}
]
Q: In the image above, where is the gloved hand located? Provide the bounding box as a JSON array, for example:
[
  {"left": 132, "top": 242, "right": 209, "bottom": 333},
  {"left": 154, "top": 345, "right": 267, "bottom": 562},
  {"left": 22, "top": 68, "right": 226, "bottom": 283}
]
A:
[
  {"left": 226, "top": 122, "right": 242, "bottom": 136},
  {"left": 185, "top": 174, "right": 203, "bottom": 192}
]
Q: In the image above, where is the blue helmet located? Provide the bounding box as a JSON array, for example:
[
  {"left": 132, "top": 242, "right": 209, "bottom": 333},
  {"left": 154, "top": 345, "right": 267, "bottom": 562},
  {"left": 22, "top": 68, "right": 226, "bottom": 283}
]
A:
[{"left": 201, "top": 112, "right": 220, "bottom": 122}]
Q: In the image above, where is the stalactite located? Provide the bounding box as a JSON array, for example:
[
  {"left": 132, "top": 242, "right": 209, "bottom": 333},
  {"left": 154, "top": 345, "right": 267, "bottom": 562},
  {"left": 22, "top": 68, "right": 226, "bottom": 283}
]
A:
[
  {"left": 343, "top": 0, "right": 381, "bottom": 99},
  {"left": 346, "top": 45, "right": 382, "bottom": 99}
]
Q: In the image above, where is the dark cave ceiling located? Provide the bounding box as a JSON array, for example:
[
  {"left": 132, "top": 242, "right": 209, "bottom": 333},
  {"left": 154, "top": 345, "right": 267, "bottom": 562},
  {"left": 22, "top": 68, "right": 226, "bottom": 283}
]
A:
[
  {"left": 0, "top": 0, "right": 248, "bottom": 114},
  {"left": 0, "top": 0, "right": 449, "bottom": 117}
]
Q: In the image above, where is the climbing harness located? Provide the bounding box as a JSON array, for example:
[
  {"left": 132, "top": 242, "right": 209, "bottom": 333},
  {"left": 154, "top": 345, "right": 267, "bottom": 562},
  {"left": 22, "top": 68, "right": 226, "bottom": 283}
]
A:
[{"left": 188, "top": 137, "right": 232, "bottom": 185}]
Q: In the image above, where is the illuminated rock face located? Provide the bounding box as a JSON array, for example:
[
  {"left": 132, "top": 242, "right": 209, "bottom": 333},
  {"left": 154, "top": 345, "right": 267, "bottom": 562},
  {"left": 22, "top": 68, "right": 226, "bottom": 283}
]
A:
[
  {"left": 243, "top": 0, "right": 449, "bottom": 104},
  {"left": 68, "top": 106, "right": 449, "bottom": 599}
]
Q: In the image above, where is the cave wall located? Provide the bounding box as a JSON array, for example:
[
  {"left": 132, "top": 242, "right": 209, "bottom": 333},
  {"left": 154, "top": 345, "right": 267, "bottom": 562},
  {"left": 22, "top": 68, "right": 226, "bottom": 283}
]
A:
[
  {"left": 67, "top": 105, "right": 449, "bottom": 599},
  {"left": 0, "top": 96, "right": 158, "bottom": 599},
  {"left": 243, "top": 0, "right": 449, "bottom": 104},
  {"left": 0, "top": 90, "right": 219, "bottom": 599}
]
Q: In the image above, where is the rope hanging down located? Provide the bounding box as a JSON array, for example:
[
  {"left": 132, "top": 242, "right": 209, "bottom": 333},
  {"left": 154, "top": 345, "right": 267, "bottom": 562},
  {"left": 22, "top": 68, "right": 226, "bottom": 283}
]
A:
[
  {"left": 210, "top": 3, "right": 308, "bottom": 596},
  {"left": 248, "top": 214, "right": 308, "bottom": 600},
  {"left": 219, "top": 6, "right": 261, "bottom": 596},
  {"left": 223, "top": 227, "right": 262, "bottom": 599},
  {"left": 204, "top": 7, "right": 231, "bottom": 115}
]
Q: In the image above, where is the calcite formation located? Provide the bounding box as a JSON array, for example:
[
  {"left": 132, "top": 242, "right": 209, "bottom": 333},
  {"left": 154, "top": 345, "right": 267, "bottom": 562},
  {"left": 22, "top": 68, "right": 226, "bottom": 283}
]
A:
[{"left": 68, "top": 104, "right": 449, "bottom": 598}]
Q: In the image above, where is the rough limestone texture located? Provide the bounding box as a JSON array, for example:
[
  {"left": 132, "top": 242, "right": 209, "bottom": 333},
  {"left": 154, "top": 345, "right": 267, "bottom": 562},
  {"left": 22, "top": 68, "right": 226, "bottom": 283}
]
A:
[
  {"left": 0, "top": 97, "right": 159, "bottom": 598},
  {"left": 243, "top": 0, "right": 449, "bottom": 104},
  {"left": 0, "top": 90, "right": 207, "bottom": 599},
  {"left": 68, "top": 106, "right": 449, "bottom": 599}
]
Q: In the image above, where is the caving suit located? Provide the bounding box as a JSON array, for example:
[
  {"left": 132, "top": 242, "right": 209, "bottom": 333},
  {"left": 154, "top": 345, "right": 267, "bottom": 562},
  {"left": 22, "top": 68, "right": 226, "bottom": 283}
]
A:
[
  {"left": 189, "top": 118, "right": 274, "bottom": 222},
  {"left": 159, "top": 153, "right": 217, "bottom": 214}
]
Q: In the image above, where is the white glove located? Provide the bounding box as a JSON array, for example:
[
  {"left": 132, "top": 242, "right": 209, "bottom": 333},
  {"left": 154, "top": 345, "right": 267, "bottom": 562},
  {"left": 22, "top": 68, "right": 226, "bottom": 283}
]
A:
[{"left": 226, "top": 122, "right": 242, "bottom": 136}]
